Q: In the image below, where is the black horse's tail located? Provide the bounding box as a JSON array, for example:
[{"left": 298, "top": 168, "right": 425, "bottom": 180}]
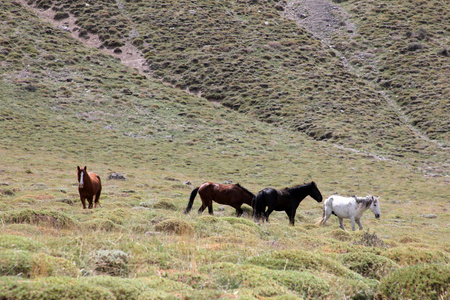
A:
[
  {"left": 252, "top": 191, "right": 266, "bottom": 220},
  {"left": 185, "top": 187, "right": 199, "bottom": 214}
]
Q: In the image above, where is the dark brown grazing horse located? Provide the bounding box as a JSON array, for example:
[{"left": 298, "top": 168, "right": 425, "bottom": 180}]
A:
[
  {"left": 253, "top": 181, "right": 323, "bottom": 225},
  {"left": 184, "top": 182, "right": 255, "bottom": 216},
  {"left": 77, "top": 166, "right": 102, "bottom": 209}
]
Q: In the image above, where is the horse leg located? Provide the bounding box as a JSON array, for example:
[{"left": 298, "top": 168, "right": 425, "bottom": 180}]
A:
[
  {"left": 338, "top": 217, "right": 346, "bottom": 231},
  {"left": 94, "top": 190, "right": 101, "bottom": 208},
  {"left": 265, "top": 206, "right": 274, "bottom": 222},
  {"left": 87, "top": 196, "right": 94, "bottom": 209},
  {"left": 80, "top": 195, "right": 87, "bottom": 209},
  {"left": 286, "top": 209, "right": 295, "bottom": 226},
  {"left": 197, "top": 194, "right": 208, "bottom": 214},
  {"left": 356, "top": 218, "right": 363, "bottom": 230},
  {"left": 207, "top": 202, "right": 214, "bottom": 215},
  {"left": 236, "top": 207, "right": 243, "bottom": 217},
  {"left": 349, "top": 216, "right": 356, "bottom": 231}
]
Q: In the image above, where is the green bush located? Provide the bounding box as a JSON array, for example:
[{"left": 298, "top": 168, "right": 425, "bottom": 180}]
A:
[
  {"left": 155, "top": 218, "right": 193, "bottom": 236},
  {"left": 92, "top": 208, "right": 129, "bottom": 225},
  {"left": 248, "top": 249, "right": 362, "bottom": 279},
  {"left": 0, "top": 250, "right": 79, "bottom": 278},
  {"left": 82, "top": 218, "right": 124, "bottom": 231},
  {"left": 0, "top": 234, "right": 41, "bottom": 251},
  {"left": 327, "top": 229, "right": 353, "bottom": 241},
  {"left": 32, "top": 253, "right": 80, "bottom": 278},
  {"left": 0, "top": 249, "right": 32, "bottom": 277},
  {"left": 0, "top": 276, "right": 115, "bottom": 300},
  {"left": 376, "top": 264, "right": 449, "bottom": 299},
  {"left": 340, "top": 252, "right": 399, "bottom": 280},
  {"left": 93, "top": 250, "right": 130, "bottom": 277},
  {"left": 383, "top": 247, "right": 449, "bottom": 265},
  {"left": 153, "top": 200, "right": 177, "bottom": 210},
  {"left": 200, "top": 263, "right": 289, "bottom": 296},
  {"left": 0, "top": 209, "right": 76, "bottom": 229},
  {"left": 271, "top": 269, "right": 330, "bottom": 299}
]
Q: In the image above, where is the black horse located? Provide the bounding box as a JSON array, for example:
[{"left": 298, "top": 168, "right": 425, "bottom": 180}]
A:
[{"left": 252, "top": 181, "right": 323, "bottom": 225}]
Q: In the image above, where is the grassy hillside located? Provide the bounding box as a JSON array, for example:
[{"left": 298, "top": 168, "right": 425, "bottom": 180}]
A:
[
  {"left": 1, "top": 0, "right": 448, "bottom": 299},
  {"left": 21, "top": 0, "right": 449, "bottom": 164}
]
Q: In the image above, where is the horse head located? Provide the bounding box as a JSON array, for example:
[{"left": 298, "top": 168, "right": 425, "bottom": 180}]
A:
[
  {"left": 310, "top": 181, "right": 323, "bottom": 203},
  {"left": 369, "top": 196, "right": 381, "bottom": 219},
  {"left": 77, "top": 166, "right": 87, "bottom": 189}
]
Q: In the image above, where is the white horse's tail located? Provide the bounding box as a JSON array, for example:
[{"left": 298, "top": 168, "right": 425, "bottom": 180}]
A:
[{"left": 315, "top": 204, "right": 326, "bottom": 226}]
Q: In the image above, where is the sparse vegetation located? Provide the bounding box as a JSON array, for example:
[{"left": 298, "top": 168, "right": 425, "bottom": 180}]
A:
[{"left": 0, "top": 0, "right": 448, "bottom": 298}]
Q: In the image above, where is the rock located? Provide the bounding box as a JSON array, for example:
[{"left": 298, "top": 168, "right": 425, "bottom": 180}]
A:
[
  {"left": 107, "top": 173, "right": 126, "bottom": 180},
  {"left": 420, "top": 214, "right": 437, "bottom": 219}
]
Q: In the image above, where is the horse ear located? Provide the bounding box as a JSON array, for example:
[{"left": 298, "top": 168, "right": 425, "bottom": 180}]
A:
[
  {"left": 84, "top": 166, "right": 87, "bottom": 171},
  {"left": 77, "top": 166, "right": 80, "bottom": 171}
]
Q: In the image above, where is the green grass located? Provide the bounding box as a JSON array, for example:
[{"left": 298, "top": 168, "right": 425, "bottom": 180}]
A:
[{"left": 0, "top": 0, "right": 448, "bottom": 299}]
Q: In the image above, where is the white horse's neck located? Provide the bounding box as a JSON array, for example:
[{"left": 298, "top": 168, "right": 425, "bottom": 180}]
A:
[{"left": 354, "top": 196, "right": 373, "bottom": 212}]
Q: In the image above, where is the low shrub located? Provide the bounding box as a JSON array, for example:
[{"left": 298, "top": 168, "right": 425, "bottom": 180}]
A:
[
  {"left": 383, "top": 247, "right": 449, "bottom": 266},
  {"left": 0, "top": 276, "right": 115, "bottom": 300},
  {"left": 327, "top": 229, "right": 353, "bottom": 241},
  {"left": 200, "top": 263, "right": 289, "bottom": 296},
  {"left": 340, "top": 252, "right": 399, "bottom": 280},
  {"left": 353, "top": 231, "right": 385, "bottom": 248},
  {"left": 32, "top": 253, "right": 80, "bottom": 278},
  {"left": 155, "top": 218, "right": 194, "bottom": 236},
  {"left": 0, "top": 209, "right": 76, "bottom": 229},
  {"left": 0, "top": 250, "right": 79, "bottom": 278},
  {"left": 92, "top": 208, "right": 129, "bottom": 225},
  {"left": 0, "top": 234, "right": 41, "bottom": 251},
  {"left": 93, "top": 276, "right": 190, "bottom": 297},
  {"left": 194, "top": 215, "right": 234, "bottom": 238},
  {"left": 0, "top": 249, "right": 32, "bottom": 277},
  {"left": 376, "top": 264, "right": 449, "bottom": 299},
  {"left": 221, "top": 216, "right": 264, "bottom": 237},
  {"left": 93, "top": 250, "right": 130, "bottom": 277},
  {"left": 137, "top": 290, "right": 178, "bottom": 300},
  {"left": 82, "top": 218, "right": 123, "bottom": 231},
  {"left": 271, "top": 269, "right": 331, "bottom": 299},
  {"left": 248, "top": 249, "right": 362, "bottom": 279},
  {"left": 153, "top": 200, "right": 177, "bottom": 210}
]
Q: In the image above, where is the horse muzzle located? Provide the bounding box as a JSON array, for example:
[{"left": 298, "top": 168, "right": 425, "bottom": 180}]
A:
[
  {"left": 78, "top": 184, "right": 84, "bottom": 189},
  {"left": 375, "top": 214, "right": 380, "bottom": 219}
]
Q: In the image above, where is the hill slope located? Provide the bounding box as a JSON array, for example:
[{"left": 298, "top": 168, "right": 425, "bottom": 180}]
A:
[{"left": 17, "top": 0, "right": 449, "bottom": 168}]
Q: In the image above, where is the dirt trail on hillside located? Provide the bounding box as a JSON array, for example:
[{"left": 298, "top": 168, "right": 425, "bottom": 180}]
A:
[
  {"left": 282, "top": 0, "right": 356, "bottom": 69},
  {"left": 283, "top": 0, "right": 356, "bottom": 44},
  {"left": 283, "top": 0, "right": 445, "bottom": 149},
  {"left": 17, "top": 0, "right": 150, "bottom": 77}
]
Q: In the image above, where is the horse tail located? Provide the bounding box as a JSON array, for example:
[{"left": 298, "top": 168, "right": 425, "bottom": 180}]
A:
[
  {"left": 185, "top": 187, "right": 199, "bottom": 214},
  {"left": 314, "top": 205, "right": 325, "bottom": 226},
  {"left": 95, "top": 175, "right": 102, "bottom": 207},
  {"left": 252, "top": 191, "right": 266, "bottom": 219}
]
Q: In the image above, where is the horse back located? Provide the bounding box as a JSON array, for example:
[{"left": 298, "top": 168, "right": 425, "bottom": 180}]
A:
[
  {"left": 325, "top": 195, "right": 357, "bottom": 218},
  {"left": 89, "top": 172, "right": 102, "bottom": 193}
]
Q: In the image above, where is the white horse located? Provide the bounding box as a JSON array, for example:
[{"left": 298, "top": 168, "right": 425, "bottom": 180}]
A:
[{"left": 318, "top": 195, "right": 380, "bottom": 231}]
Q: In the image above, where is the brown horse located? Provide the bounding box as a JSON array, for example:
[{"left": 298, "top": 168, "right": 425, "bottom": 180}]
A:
[
  {"left": 77, "top": 166, "right": 102, "bottom": 209},
  {"left": 184, "top": 182, "right": 255, "bottom": 216}
]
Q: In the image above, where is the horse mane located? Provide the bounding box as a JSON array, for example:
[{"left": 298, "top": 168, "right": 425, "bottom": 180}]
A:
[
  {"left": 235, "top": 183, "right": 255, "bottom": 198},
  {"left": 286, "top": 182, "right": 313, "bottom": 192},
  {"left": 355, "top": 195, "right": 374, "bottom": 209}
]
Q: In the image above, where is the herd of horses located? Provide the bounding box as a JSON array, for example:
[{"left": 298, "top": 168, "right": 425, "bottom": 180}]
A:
[{"left": 77, "top": 166, "right": 381, "bottom": 231}]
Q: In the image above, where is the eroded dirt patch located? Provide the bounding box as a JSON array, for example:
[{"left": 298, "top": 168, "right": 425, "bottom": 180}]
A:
[{"left": 18, "top": 0, "right": 150, "bottom": 76}]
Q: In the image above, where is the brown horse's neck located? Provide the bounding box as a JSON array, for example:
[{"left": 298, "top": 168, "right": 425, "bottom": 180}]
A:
[{"left": 236, "top": 184, "right": 255, "bottom": 205}]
